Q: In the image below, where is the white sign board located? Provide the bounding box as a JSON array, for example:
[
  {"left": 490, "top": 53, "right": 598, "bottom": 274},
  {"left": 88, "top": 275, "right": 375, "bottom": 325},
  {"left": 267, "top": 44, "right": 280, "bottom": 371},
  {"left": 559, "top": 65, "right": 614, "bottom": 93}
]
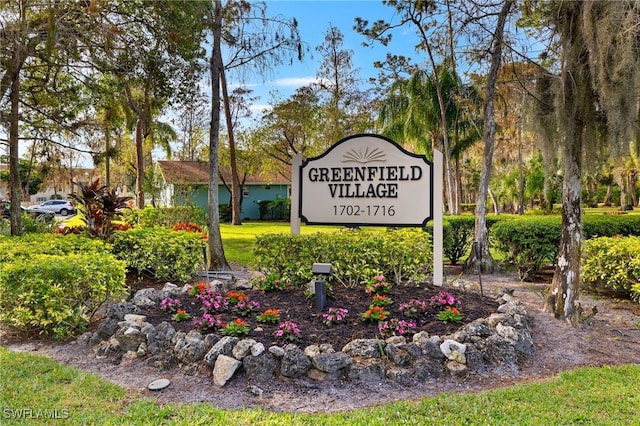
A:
[{"left": 299, "top": 134, "right": 433, "bottom": 226}]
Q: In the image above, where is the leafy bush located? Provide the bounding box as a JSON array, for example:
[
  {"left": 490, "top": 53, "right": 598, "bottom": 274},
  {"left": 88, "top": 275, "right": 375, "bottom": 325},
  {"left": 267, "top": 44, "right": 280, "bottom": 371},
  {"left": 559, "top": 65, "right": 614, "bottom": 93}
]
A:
[
  {"left": 110, "top": 227, "right": 205, "bottom": 283},
  {"left": 254, "top": 228, "right": 432, "bottom": 287},
  {"left": 582, "top": 236, "right": 640, "bottom": 301},
  {"left": 0, "top": 252, "right": 126, "bottom": 339},
  {"left": 492, "top": 214, "right": 640, "bottom": 280},
  {"left": 0, "top": 234, "right": 108, "bottom": 263},
  {"left": 583, "top": 215, "right": 640, "bottom": 238},
  {"left": 492, "top": 217, "right": 561, "bottom": 280},
  {"left": 442, "top": 216, "right": 475, "bottom": 265},
  {"left": 123, "top": 206, "right": 207, "bottom": 229}
]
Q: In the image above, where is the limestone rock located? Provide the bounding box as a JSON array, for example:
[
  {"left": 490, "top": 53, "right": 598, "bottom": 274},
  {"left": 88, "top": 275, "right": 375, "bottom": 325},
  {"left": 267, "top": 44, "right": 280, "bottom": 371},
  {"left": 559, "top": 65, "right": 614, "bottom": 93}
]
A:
[
  {"left": 174, "top": 330, "right": 206, "bottom": 364},
  {"left": 213, "top": 354, "right": 242, "bottom": 387},
  {"left": 446, "top": 360, "right": 467, "bottom": 377},
  {"left": 385, "top": 343, "right": 419, "bottom": 366},
  {"left": 132, "top": 288, "right": 157, "bottom": 308},
  {"left": 347, "top": 358, "right": 386, "bottom": 382},
  {"left": 280, "top": 345, "right": 312, "bottom": 378},
  {"left": 243, "top": 352, "right": 277, "bottom": 381},
  {"left": 311, "top": 352, "right": 352, "bottom": 373},
  {"left": 413, "top": 357, "right": 444, "bottom": 380},
  {"left": 107, "top": 302, "right": 140, "bottom": 320},
  {"left": 342, "top": 339, "right": 386, "bottom": 358},
  {"left": 440, "top": 339, "right": 467, "bottom": 360},
  {"left": 204, "top": 336, "right": 239, "bottom": 367},
  {"left": 147, "top": 321, "right": 175, "bottom": 355},
  {"left": 232, "top": 339, "right": 257, "bottom": 360},
  {"left": 386, "top": 367, "right": 413, "bottom": 385}
]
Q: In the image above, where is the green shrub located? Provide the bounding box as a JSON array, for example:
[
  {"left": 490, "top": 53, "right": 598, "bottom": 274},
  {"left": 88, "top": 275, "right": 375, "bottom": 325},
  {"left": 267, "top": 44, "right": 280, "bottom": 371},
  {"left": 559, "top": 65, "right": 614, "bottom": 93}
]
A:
[
  {"left": 124, "top": 206, "right": 207, "bottom": 229},
  {"left": 0, "top": 234, "right": 109, "bottom": 263},
  {"left": 492, "top": 214, "right": 640, "bottom": 280},
  {"left": 583, "top": 236, "right": 640, "bottom": 301},
  {"left": 442, "top": 216, "right": 475, "bottom": 265},
  {"left": 491, "top": 216, "right": 561, "bottom": 280},
  {"left": 583, "top": 215, "right": 640, "bottom": 238},
  {"left": 110, "top": 228, "right": 205, "bottom": 283},
  {"left": 254, "top": 228, "right": 432, "bottom": 287},
  {"left": 0, "top": 252, "right": 126, "bottom": 339}
]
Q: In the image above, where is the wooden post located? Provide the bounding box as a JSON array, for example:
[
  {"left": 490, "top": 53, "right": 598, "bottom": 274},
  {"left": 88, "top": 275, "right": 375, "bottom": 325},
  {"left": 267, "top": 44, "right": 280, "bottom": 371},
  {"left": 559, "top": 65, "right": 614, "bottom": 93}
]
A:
[
  {"left": 290, "top": 153, "right": 302, "bottom": 235},
  {"left": 433, "top": 149, "right": 444, "bottom": 286}
]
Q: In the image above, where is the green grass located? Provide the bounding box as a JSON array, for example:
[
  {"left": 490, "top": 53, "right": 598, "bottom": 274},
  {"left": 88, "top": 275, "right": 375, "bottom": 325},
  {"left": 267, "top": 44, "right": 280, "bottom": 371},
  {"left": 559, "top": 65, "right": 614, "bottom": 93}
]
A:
[{"left": 1, "top": 347, "right": 638, "bottom": 425}]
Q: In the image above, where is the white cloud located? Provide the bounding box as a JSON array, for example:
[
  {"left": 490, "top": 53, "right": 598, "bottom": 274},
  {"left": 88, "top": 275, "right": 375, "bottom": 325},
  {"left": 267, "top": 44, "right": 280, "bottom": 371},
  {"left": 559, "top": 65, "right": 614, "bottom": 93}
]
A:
[{"left": 273, "top": 76, "right": 318, "bottom": 87}]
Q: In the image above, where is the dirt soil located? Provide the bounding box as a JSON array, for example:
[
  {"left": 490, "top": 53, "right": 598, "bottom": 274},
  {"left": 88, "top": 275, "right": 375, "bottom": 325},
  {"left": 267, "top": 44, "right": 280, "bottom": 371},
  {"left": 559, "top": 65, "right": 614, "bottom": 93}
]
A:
[{"left": 3, "top": 270, "right": 640, "bottom": 413}]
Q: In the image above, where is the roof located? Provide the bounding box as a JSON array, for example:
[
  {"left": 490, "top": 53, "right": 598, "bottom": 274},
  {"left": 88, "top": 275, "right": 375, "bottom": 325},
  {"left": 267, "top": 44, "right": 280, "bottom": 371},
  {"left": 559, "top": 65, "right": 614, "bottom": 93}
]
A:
[{"left": 156, "top": 161, "right": 290, "bottom": 185}]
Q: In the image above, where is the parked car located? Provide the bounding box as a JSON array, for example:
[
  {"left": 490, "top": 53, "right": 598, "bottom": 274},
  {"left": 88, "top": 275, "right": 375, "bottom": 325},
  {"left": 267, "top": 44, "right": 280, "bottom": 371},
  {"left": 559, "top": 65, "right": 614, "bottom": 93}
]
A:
[
  {"left": 26, "top": 200, "right": 76, "bottom": 216},
  {"left": 1, "top": 201, "right": 55, "bottom": 221}
]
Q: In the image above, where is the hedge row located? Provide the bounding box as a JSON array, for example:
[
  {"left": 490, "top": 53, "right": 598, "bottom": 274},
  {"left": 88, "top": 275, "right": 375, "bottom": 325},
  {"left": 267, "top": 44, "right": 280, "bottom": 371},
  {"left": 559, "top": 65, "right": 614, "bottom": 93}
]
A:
[
  {"left": 0, "top": 235, "right": 127, "bottom": 339},
  {"left": 254, "top": 228, "right": 433, "bottom": 287},
  {"left": 491, "top": 214, "right": 640, "bottom": 279}
]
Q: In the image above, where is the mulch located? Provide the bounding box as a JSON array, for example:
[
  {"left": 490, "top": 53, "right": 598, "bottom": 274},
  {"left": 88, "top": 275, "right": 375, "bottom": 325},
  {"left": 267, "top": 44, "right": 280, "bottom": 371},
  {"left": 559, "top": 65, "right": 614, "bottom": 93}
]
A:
[{"left": 132, "top": 275, "right": 499, "bottom": 351}]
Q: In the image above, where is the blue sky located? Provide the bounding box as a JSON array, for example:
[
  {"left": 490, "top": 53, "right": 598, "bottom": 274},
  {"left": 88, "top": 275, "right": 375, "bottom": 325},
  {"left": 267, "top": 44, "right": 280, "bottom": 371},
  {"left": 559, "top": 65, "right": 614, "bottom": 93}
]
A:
[{"left": 230, "top": 0, "right": 423, "bottom": 115}]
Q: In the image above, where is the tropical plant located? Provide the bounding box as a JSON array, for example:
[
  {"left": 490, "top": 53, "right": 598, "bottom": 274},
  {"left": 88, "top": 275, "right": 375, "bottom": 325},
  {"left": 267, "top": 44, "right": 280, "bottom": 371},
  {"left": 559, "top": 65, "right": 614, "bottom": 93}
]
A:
[{"left": 68, "top": 178, "right": 132, "bottom": 240}]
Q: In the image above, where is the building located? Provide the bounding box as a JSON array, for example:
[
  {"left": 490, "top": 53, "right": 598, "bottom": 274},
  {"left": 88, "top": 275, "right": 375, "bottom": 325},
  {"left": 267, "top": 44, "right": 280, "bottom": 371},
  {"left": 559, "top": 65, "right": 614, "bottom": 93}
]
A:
[{"left": 155, "top": 160, "right": 291, "bottom": 220}]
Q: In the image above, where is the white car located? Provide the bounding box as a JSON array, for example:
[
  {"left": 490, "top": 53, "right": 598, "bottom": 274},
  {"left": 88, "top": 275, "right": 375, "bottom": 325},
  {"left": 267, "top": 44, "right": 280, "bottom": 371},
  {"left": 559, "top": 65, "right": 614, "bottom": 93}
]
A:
[{"left": 27, "top": 200, "right": 76, "bottom": 216}]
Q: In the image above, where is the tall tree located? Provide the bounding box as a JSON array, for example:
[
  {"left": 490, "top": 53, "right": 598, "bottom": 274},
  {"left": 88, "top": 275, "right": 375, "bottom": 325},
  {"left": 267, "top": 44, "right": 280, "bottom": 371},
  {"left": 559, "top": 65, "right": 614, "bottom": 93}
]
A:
[
  {"left": 89, "top": 0, "right": 208, "bottom": 208},
  {"left": 462, "top": 0, "right": 515, "bottom": 273},
  {"left": 217, "top": 0, "right": 303, "bottom": 225},
  {"left": 356, "top": 1, "right": 457, "bottom": 215},
  {"left": 525, "top": 1, "right": 640, "bottom": 320},
  {"left": 0, "top": 0, "right": 95, "bottom": 235},
  {"left": 314, "top": 25, "right": 371, "bottom": 146},
  {"left": 208, "top": 0, "right": 230, "bottom": 270}
]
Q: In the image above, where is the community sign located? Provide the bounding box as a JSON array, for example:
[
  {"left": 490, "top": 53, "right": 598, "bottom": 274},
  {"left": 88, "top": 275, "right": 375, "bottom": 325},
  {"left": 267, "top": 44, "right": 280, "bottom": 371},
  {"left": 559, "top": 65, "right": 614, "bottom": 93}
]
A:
[{"left": 299, "top": 134, "right": 433, "bottom": 226}]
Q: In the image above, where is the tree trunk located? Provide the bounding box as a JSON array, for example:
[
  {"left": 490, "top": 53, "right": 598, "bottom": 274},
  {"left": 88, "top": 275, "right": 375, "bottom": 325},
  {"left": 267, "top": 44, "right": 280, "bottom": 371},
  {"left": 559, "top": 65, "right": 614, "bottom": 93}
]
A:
[
  {"left": 9, "top": 52, "right": 23, "bottom": 236},
  {"left": 544, "top": 112, "right": 583, "bottom": 320},
  {"left": 135, "top": 117, "right": 145, "bottom": 208},
  {"left": 207, "top": 0, "right": 230, "bottom": 271},
  {"left": 544, "top": 1, "right": 589, "bottom": 321},
  {"left": 105, "top": 127, "right": 111, "bottom": 188},
  {"left": 220, "top": 67, "right": 242, "bottom": 225},
  {"left": 465, "top": 0, "right": 513, "bottom": 273},
  {"left": 517, "top": 93, "right": 526, "bottom": 215}
]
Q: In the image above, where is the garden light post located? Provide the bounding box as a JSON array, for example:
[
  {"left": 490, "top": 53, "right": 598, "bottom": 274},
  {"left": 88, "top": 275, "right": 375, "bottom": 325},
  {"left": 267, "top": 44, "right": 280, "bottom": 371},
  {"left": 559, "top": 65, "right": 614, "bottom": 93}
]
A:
[{"left": 312, "top": 263, "right": 333, "bottom": 311}]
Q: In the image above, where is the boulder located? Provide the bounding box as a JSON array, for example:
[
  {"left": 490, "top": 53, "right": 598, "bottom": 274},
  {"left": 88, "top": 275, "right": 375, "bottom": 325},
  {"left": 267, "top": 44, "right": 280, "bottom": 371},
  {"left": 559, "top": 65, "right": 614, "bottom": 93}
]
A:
[
  {"left": 232, "top": 339, "right": 257, "bottom": 360},
  {"left": 280, "top": 345, "right": 312, "bottom": 378},
  {"left": 132, "top": 288, "right": 158, "bottom": 308},
  {"left": 106, "top": 302, "right": 140, "bottom": 320},
  {"left": 147, "top": 321, "right": 175, "bottom": 355},
  {"left": 342, "top": 339, "right": 386, "bottom": 358},
  {"left": 311, "top": 352, "right": 352, "bottom": 373},
  {"left": 213, "top": 354, "right": 242, "bottom": 387},
  {"left": 243, "top": 352, "right": 277, "bottom": 381},
  {"left": 174, "top": 330, "right": 206, "bottom": 364},
  {"left": 347, "top": 358, "right": 386, "bottom": 382},
  {"left": 204, "top": 336, "right": 239, "bottom": 367}
]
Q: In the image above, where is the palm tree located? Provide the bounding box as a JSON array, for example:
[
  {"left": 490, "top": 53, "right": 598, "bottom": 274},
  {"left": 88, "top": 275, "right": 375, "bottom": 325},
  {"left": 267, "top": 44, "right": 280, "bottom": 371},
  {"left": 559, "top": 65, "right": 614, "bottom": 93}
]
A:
[{"left": 377, "top": 66, "right": 481, "bottom": 215}]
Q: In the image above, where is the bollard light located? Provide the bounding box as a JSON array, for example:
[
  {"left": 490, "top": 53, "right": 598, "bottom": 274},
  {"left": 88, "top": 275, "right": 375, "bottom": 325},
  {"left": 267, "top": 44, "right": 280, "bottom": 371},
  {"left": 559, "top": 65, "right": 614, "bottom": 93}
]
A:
[{"left": 312, "top": 263, "right": 333, "bottom": 311}]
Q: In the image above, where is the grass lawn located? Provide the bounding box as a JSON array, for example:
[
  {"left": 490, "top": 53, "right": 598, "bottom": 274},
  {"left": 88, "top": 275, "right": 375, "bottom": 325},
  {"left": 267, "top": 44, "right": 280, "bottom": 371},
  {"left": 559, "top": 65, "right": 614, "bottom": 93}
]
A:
[{"left": 0, "top": 347, "right": 638, "bottom": 425}]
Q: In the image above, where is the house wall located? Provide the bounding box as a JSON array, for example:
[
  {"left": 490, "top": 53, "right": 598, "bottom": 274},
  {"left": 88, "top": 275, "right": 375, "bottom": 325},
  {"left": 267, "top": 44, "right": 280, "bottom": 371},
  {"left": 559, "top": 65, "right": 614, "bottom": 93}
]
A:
[{"left": 170, "top": 183, "right": 289, "bottom": 220}]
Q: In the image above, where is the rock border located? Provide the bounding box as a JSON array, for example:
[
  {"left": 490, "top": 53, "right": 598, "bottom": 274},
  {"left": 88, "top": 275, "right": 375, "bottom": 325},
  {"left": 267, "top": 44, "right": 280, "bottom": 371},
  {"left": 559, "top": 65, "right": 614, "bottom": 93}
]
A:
[{"left": 78, "top": 283, "right": 534, "bottom": 387}]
